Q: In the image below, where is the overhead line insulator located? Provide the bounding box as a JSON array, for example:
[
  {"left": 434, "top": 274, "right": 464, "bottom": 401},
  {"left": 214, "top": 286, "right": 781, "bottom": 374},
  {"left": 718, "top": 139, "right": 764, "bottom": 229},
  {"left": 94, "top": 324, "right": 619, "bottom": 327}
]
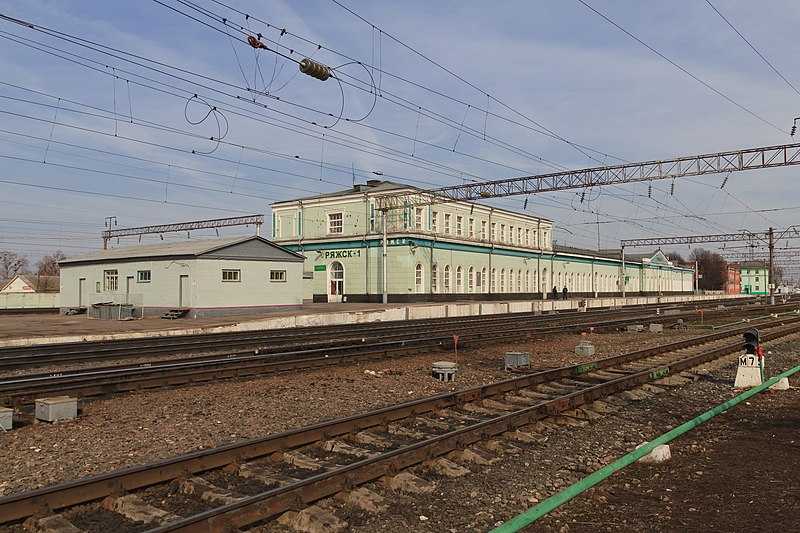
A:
[{"left": 299, "top": 58, "right": 332, "bottom": 81}]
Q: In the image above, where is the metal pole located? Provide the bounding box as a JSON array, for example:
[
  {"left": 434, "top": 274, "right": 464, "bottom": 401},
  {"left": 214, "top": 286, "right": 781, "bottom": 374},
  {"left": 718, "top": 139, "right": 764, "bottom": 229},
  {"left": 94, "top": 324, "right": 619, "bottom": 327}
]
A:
[
  {"left": 621, "top": 246, "right": 626, "bottom": 299},
  {"left": 694, "top": 260, "right": 699, "bottom": 294},
  {"left": 382, "top": 209, "right": 388, "bottom": 304},
  {"left": 768, "top": 226, "right": 775, "bottom": 305}
]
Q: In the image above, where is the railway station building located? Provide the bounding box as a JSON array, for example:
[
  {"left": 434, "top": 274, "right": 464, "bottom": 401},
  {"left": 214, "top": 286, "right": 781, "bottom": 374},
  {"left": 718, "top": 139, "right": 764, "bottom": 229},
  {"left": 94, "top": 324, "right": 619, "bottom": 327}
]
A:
[
  {"left": 58, "top": 236, "right": 305, "bottom": 317},
  {"left": 271, "top": 180, "right": 694, "bottom": 302},
  {"left": 738, "top": 261, "right": 769, "bottom": 295}
]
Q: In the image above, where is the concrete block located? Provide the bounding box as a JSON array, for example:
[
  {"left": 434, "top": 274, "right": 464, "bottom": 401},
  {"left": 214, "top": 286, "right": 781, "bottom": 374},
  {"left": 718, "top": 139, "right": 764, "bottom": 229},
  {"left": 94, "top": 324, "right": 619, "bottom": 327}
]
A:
[
  {"left": 446, "top": 304, "right": 472, "bottom": 317},
  {"left": 649, "top": 323, "right": 664, "bottom": 333},
  {"left": 575, "top": 342, "right": 595, "bottom": 357},
  {"left": 0, "top": 407, "right": 12, "bottom": 431},
  {"left": 381, "top": 307, "right": 408, "bottom": 322},
  {"left": 34, "top": 396, "right": 77, "bottom": 423},
  {"left": 480, "top": 302, "right": 508, "bottom": 315},
  {"left": 508, "top": 301, "right": 532, "bottom": 313},
  {"left": 770, "top": 377, "right": 790, "bottom": 391},
  {"left": 504, "top": 351, "right": 531, "bottom": 370},
  {"left": 637, "top": 444, "right": 671, "bottom": 464},
  {"left": 626, "top": 324, "right": 644, "bottom": 333}
]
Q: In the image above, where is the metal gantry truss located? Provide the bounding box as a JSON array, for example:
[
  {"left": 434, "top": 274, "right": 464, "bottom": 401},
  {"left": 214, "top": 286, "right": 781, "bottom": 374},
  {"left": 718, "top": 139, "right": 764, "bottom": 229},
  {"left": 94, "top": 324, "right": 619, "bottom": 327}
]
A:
[
  {"left": 376, "top": 142, "right": 800, "bottom": 209},
  {"left": 101, "top": 215, "right": 264, "bottom": 249}
]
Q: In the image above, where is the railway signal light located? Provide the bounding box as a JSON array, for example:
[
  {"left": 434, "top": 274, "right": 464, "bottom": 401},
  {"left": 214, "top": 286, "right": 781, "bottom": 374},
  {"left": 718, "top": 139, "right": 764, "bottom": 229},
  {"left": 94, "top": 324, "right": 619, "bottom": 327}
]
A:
[{"left": 743, "top": 329, "right": 760, "bottom": 355}]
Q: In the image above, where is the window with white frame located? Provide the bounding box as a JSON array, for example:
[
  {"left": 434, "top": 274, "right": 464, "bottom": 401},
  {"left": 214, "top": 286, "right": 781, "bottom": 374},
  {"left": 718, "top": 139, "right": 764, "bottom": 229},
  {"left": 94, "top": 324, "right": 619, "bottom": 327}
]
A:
[
  {"left": 517, "top": 270, "right": 522, "bottom": 292},
  {"left": 328, "top": 212, "right": 343, "bottom": 234},
  {"left": 431, "top": 211, "right": 438, "bottom": 232},
  {"left": 500, "top": 224, "right": 506, "bottom": 242},
  {"left": 509, "top": 226, "right": 514, "bottom": 244},
  {"left": 103, "top": 269, "right": 118, "bottom": 291},
  {"left": 468, "top": 218, "right": 475, "bottom": 238},
  {"left": 444, "top": 213, "right": 451, "bottom": 234},
  {"left": 415, "top": 207, "right": 424, "bottom": 230},
  {"left": 222, "top": 269, "right": 241, "bottom": 282},
  {"left": 491, "top": 222, "right": 496, "bottom": 241},
  {"left": 491, "top": 268, "right": 496, "bottom": 292},
  {"left": 456, "top": 266, "right": 463, "bottom": 292},
  {"left": 468, "top": 266, "right": 475, "bottom": 292},
  {"left": 525, "top": 228, "right": 530, "bottom": 246},
  {"left": 500, "top": 269, "right": 506, "bottom": 292},
  {"left": 481, "top": 220, "right": 487, "bottom": 240},
  {"left": 444, "top": 265, "right": 451, "bottom": 292},
  {"left": 431, "top": 264, "right": 438, "bottom": 293},
  {"left": 518, "top": 228, "right": 523, "bottom": 245},
  {"left": 269, "top": 270, "right": 286, "bottom": 282},
  {"left": 415, "top": 263, "right": 424, "bottom": 293},
  {"left": 137, "top": 270, "right": 151, "bottom": 283},
  {"left": 481, "top": 267, "right": 486, "bottom": 291},
  {"left": 456, "top": 215, "right": 463, "bottom": 236}
]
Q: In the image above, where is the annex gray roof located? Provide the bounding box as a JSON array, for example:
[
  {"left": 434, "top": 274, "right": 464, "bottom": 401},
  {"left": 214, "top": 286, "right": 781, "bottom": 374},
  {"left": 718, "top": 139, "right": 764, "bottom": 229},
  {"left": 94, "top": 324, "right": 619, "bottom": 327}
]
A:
[{"left": 60, "top": 236, "right": 304, "bottom": 265}]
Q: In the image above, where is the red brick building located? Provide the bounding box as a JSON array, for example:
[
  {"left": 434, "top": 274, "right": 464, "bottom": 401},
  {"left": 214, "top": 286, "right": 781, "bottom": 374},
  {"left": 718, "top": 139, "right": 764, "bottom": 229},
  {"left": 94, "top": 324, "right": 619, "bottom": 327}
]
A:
[{"left": 724, "top": 264, "right": 741, "bottom": 295}]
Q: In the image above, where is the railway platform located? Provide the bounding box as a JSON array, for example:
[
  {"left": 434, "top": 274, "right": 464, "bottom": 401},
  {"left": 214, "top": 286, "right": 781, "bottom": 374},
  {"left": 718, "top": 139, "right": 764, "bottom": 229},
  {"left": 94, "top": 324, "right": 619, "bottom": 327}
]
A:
[{"left": 0, "top": 293, "right": 748, "bottom": 348}]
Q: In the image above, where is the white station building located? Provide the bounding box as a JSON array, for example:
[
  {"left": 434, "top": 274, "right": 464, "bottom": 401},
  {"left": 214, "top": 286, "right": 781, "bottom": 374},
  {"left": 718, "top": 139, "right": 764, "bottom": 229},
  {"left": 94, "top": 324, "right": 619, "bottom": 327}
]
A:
[{"left": 58, "top": 236, "right": 304, "bottom": 317}]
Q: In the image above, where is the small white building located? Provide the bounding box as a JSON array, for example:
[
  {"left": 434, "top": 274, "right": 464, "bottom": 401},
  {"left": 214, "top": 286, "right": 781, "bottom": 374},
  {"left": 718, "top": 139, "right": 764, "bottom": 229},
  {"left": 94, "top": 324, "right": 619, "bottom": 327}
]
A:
[
  {"left": 58, "top": 236, "right": 305, "bottom": 318},
  {"left": 0, "top": 274, "right": 59, "bottom": 294}
]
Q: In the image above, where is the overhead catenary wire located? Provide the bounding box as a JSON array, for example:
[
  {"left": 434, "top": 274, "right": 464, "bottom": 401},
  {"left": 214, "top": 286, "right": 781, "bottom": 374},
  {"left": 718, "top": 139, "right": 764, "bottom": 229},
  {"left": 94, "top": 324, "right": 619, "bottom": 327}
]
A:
[
  {"left": 575, "top": 0, "right": 787, "bottom": 134},
  {"left": 704, "top": 0, "right": 800, "bottom": 98}
]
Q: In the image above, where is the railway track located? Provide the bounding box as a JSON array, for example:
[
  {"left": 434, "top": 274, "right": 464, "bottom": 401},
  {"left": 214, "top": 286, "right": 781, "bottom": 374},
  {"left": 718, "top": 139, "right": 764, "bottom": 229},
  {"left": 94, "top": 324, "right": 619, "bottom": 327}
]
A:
[
  {"left": 0, "top": 297, "right": 776, "bottom": 371},
  {"left": 3, "top": 304, "right": 797, "bottom": 405},
  {"left": 1, "top": 316, "right": 798, "bottom": 532}
]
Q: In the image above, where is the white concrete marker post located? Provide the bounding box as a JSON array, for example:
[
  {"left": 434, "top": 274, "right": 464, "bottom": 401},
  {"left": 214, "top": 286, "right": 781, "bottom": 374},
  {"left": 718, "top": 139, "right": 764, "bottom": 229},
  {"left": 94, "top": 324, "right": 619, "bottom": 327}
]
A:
[{"left": 734, "top": 353, "right": 765, "bottom": 389}]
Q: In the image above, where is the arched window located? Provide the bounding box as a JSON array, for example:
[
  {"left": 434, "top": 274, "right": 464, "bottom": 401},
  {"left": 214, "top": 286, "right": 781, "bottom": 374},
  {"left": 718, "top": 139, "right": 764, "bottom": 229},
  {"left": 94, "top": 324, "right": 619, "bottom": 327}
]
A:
[
  {"left": 557, "top": 271, "right": 562, "bottom": 289},
  {"left": 468, "top": 266, "right": 475, "bottom": 292},
  {"left": 431, "top": 264, "right": 438, "bottom": 293},
  {"left": 532, "top": 270, "right": 538, "bottom": 292},
  {"left": 456, "top": 266, "right": 463, "bottom": 292},
  {"left": 517, "top": 270, "right": 522, "bottom": 292},
  {"left": 500, "top": 269, "right": 506, "bottom": 292},
  {"left": 491, "top": 268, "right": 496, "bottom": 292},
  {"left": 330, "top": 261, "right": 344, "bottom": 296},
  {"left": 525, "top": 270, "right": 530, "bottom": 292},
  {"left": 444, "top": 265, "right": 451, "bottom": 293},
  {"left": 415, "top": 263, "right": 424, "bottom": 293},
  {"left": 481, "top": 267, "right": 487, "bottom": 292},
  {"left": 541, "top": 268, "right": 548, "bottom": 291}
]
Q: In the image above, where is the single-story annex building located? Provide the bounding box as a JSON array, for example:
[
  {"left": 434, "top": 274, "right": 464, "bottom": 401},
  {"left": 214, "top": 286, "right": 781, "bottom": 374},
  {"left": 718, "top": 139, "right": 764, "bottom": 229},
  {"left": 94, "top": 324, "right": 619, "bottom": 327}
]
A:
[{"left": 58, "top": 236, "right": 305, "bottom": 318}]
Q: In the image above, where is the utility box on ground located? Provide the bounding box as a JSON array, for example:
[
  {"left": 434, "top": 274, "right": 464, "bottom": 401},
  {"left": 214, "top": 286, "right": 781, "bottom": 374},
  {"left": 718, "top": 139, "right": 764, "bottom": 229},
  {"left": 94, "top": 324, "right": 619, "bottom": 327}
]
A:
[
  {"left": 0, "top": 407, "right": 12, "bottom": 431},
  {"left": 575, "top": 341, "right": 595, "bottom": 357},
  {"left": 35, "top": 396, "right": 77, "bottom": 423},
  {"left": 432, "top": 361, "right": 458, "bottom": 382},
  {"left": 504, "top": 351, "right": 531, "bottom": 371},
  {"left": 649, "top": 323, "right": 664, "bottom": 333},
  {"left": 626, "top": 324, "right": 644, "bottom": 333}
]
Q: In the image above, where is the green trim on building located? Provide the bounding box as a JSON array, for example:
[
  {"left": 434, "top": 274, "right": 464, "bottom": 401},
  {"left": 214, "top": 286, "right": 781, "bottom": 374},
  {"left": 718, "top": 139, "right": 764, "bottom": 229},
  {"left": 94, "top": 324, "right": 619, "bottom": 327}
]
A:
[{"left": 281, "top": 237, "right": 692, "bottom": 274}]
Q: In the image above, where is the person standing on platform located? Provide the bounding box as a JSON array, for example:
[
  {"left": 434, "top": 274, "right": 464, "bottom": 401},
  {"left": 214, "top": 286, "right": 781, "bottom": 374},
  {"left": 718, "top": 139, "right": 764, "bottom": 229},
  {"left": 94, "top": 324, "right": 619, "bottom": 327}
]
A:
[
  {"left": 562, "top": 286, "right": 569, "bottom": 300},
  {"left": 551, "top": 286, "right": 558, "bottom": 300}
]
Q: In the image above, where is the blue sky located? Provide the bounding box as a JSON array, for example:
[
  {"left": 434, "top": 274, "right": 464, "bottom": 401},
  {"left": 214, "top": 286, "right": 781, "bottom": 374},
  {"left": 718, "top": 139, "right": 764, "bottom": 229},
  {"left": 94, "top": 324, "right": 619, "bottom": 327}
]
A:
[{"left": 1, "top": 0, "right": 799, "bottom": 267}]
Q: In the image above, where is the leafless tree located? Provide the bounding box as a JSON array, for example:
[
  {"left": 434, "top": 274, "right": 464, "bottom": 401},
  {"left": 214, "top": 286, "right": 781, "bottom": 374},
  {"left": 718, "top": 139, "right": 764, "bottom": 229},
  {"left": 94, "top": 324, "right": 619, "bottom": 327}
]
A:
[
  {"left": 36, "top": 250, "right": 67, "bottom": 276},
  {"left": 0, "top": 250, "right": 29, "bottom": 283},
  {"left": 689, "top": 248, "right": 727, "bottom": 290}
]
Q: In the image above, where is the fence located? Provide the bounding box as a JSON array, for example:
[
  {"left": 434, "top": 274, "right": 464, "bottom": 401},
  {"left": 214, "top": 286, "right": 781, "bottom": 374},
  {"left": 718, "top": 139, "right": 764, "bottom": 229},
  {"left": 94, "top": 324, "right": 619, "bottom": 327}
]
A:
[{"left": 0, "top": 292, "right": 59, "bottom": 310}]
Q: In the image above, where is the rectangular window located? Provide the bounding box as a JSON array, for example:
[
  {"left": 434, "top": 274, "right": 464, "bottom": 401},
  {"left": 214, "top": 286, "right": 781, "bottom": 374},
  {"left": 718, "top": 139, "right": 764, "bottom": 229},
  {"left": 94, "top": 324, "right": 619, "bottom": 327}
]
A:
[
  {"left": 501, "top": 224, "right": 506, "bottom": 242},
  {"left": 525, "top": 229, "right": 530, "bottom": 246},
  {"left": 369, "top": 204, "right": 376, "bottom": 232},
  {"left": 481, "top": 220, "right": 487, "bottom": 240},
  {"left": 103, "top": 269, "right": 118, "bottom": 292},
  {"left": 456, "top": 215, "right": 463, "bottom": 236},
  {"left": 468, "top": 218, "right": 475, "bottom": 238},
  {"left": 431, "top": 211, "right": 438, "bottom": 232},
  {"left": 415, "top": 207, "right": 424, "bottom": 230},
  {"left": 444, "top": 213, "right": 451, "bottom": 234},
  {"left": 491, "top": 222, "right": 496, "bottom": 241},
  {"left": 518, "top": 228, "right": 523, "bottom": 244},
  {"left": 755, "top": 277, "right": 759, "bottom": 282},
  {"left": 222, "top": 269, "right": 241, "bottom": 282},
  {"left": 270, "top": 270, "right": 287, "bottom": 282},
  {"left": 509, "top": 225, "right": 515, "bottom": 244},
  {"left": 328, "top": 212, "right": 343, "bottom": 234},
  {"left": 137, "top": 270, "right": 151, "bottom": 283}
]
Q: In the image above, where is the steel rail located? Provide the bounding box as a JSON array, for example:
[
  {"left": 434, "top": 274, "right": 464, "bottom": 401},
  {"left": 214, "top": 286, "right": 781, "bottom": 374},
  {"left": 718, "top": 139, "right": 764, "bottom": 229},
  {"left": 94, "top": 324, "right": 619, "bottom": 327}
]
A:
[
  {"left": 1, "top": 317, "right": 797, "bottom": 525},
  {"left": 0, "top": 311, "right": 704, "bottom": 403},
  {"left": 0, "top": 298, "right": 779, "bottom": 370}
]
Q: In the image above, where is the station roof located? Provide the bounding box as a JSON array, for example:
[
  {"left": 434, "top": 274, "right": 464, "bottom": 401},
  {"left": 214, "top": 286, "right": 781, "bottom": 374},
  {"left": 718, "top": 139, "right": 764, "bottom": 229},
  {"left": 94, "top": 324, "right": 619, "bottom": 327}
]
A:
[
  {"left": 60, "top": 236, "right": 304, "bottom": 265},
  {"left": 272, "top": 179, "right": 552, "bottom": 223}
]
